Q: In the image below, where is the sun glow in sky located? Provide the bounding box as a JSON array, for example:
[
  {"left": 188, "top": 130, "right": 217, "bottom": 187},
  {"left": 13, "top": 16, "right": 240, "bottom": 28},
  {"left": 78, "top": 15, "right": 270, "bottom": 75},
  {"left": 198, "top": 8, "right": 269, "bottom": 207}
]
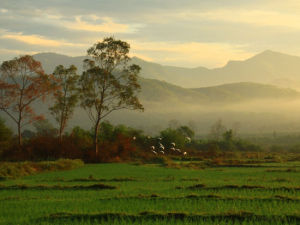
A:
[{"left": 1, "top": 0, "right": 300, "bottom": 68}]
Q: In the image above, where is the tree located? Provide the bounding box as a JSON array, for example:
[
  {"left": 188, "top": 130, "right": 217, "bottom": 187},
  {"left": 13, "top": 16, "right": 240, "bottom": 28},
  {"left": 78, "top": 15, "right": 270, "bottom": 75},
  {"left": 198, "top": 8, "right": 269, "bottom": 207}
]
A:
[
  {"left": 160, "top": 128, "right": 186, "bottom": 149},
  {"left": 0, "top": 55, "right": 57, "bottom": 146},
  {"left": 223, "top": 129, "right": 234, "bottom": 143},
  {"left": 0, "top": 117, "right": 13, "bottom": 153},
  {"left": 79, "top": 37, "right": 144, "bottom": 155},
  {"left": 177, "top": 125, "right": 195, "bottom": 139},
  {"left": 209, "top": 119, "right": 226, "bottom": 141},
  {"left": 49, "top": 65, "right": 79, "bottom": 141},
  {"left": 33, "top": 119, "right": 57, "bottom": 137}
]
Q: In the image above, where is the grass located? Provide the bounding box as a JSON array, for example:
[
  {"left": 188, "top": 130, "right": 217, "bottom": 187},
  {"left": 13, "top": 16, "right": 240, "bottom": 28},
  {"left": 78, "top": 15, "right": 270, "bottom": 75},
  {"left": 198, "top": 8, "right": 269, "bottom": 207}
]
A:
[
  {"left": 0, "top": 161, "right": 299, "bottom": 224},
  {"left": 0, "top": 159, "right": 84, "bottom": 179}
]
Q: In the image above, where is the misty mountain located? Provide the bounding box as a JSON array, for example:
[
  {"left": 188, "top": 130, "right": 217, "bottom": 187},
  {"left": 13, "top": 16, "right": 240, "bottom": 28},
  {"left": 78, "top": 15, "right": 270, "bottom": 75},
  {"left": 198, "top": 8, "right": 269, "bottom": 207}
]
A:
[
  {"left": 33, "top": 50, "right": 300, "bottom": 90},
  {"left": 139, "top": 79, "right": 299, "bottom": 104},
  {"left": 132, "top": 50, "right": 300, "bottom": 89},
  {"left": 32, "top": 52, "right": 300, "bottom": 104},
  {"left": 33, "top": 53, "right": 89, "bottom": 74},
  {"left": 1, "top": 51, "right": 298, "bottom": 135}
]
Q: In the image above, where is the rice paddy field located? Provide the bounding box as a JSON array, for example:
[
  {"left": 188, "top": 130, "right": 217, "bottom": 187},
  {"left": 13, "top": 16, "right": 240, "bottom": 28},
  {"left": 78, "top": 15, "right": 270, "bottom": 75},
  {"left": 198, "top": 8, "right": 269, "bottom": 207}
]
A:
[{"left": 0, "top": 162, "right": 300, "bottom": 225}]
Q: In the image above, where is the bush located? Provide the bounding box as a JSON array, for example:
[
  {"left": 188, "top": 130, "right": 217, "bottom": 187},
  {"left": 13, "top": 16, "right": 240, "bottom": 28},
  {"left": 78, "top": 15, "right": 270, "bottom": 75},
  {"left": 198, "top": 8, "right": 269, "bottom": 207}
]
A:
[
  {"left": 0, "top": 117, "right": 13, "bottom": 154},
  {"left": 0, "top": 159, "right": 84, "bottom": 179}
]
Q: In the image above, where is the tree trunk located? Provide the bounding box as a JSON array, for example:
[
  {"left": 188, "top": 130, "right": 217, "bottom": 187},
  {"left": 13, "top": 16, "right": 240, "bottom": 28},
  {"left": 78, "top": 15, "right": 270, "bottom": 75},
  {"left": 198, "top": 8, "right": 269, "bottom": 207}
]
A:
[
  {"left": 59, "top": 111, "right": 65, "bottom": 143},
  {"left": 17, "top": 121, "right": 22, "bottom": 146},
  {"left": 94, "top": 119, "right": 101, "bottom": 156},
  {"left": 59, "top": 121, "right": 64, "bottom": 143}
]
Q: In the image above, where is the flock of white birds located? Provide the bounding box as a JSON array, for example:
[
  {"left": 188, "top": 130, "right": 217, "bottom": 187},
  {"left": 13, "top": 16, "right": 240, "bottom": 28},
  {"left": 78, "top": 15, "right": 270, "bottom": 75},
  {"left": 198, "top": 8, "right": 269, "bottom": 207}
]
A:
[{"left": 132, "top": 136, "right": 190, "bottom": 156}]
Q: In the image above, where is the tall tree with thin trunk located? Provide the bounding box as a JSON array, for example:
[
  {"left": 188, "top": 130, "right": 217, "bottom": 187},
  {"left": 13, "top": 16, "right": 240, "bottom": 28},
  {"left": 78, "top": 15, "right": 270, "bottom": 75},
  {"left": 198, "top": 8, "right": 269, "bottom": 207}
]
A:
[
  {"left": 0, "top": 55, "right": 57, "bottom": 146},
  {"left": 49, "top": 65, "right": 79, "bottom": 142},
  {"left": 79, "top": 37, "right": 144, "bottom": 155}
]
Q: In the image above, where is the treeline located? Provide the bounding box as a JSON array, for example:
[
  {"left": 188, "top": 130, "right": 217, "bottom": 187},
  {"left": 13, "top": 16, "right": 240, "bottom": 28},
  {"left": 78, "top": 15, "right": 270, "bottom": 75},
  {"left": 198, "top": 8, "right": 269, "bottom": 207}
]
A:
[
  {"left": 1, "top": 37, "right": 299, "bottom": 163},
  {"left": 0, "top": 37, "right": 143, "bottom": 155},
  {"left": 0, "top": 116, "right": 263, "bottom": 162}
]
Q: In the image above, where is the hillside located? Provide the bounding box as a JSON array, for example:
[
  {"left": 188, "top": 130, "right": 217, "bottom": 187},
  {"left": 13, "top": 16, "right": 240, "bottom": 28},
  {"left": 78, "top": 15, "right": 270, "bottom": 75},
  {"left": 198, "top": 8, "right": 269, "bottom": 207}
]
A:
[
  {"left": 33, "top": 50, "right": 300, "bottom": 89},
  {"left": 133, "top": 50, "right": 300, "bottom": 89},
  {"left": 2, "top": 52, "right": 300, "bottom": 134},
  {"left": 33, "top": 52, "right": 300, "bottom": 103},
  {"left": 139, "top": 78, "right": 300, "bottom": 104}
]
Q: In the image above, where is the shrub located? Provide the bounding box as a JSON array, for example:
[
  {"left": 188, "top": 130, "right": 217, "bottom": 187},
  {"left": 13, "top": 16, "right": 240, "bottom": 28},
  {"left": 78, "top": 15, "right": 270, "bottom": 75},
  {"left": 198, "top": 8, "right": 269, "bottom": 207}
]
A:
[{"left": 0, "top": 159, "right": 84, "bottom": 179}]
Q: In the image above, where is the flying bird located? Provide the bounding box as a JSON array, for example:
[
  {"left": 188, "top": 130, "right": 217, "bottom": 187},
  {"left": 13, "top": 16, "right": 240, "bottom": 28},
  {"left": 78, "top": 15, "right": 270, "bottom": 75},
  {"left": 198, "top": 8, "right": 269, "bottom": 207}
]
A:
[
  {"left": 159, "top": 143, "right": 165, "bottom": 150},
  {"left": 176, "top": 148, "right": 181, "bottom": 153}
]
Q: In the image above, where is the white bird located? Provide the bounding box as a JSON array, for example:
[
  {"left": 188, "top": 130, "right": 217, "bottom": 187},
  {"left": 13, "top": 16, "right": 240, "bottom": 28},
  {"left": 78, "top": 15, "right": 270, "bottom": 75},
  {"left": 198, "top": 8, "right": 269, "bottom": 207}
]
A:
[
  {"left": 158, "top": 137, "right": 162, "bottom": 141},
  {"left": 159, "top": 150, "right": 165, "bottom": 154},
  {"left": 185, "top": 137, "right": 191, "bottom": 142},
  {"left": 176, "top": 148, "right": 181, "bottom": 153},
  {"left": 152, "top": 150, "right": 157, "bottom": 155},
  {"left": 171, "top": 142, "right": 176, "bottom": 147},
  {"left": 133, "top": 136, "right": 136, "bottom": 140},
  {"left": 170, "top": 147, "right": 175, "bottom": 151},
  {"left": 159, "top": 145, "right": 165, "bottom": 150},
  {"left": 150, "top": 146, "right": 155, "bottom": 150},
  {"left": 183, "top": 152, "right": 187, "bottom": 156}
]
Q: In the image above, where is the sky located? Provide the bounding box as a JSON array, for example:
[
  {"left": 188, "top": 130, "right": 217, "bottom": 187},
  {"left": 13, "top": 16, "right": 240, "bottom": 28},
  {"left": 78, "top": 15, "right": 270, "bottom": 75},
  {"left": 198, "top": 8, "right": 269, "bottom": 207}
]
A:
[{"left": 0, "top": 0, "right": 300, "bottom": 68}]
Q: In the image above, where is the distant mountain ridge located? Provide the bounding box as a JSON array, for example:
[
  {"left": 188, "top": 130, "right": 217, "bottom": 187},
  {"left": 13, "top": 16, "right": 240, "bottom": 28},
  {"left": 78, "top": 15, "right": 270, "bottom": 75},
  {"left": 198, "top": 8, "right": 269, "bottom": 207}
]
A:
[
  {"left": 132, "top": 50, "right": 300, "bottom": 89},
  {"left": 33, "top": 50, "right": 300, "bottom": 90},
  {"left": 2, "top": 51, "right": 300, "bottom": 134},
  {"left": 139, "top": 79, "right": 300, "bottom": 104},
  {"left": 31, "top": 52, "right": 300, "bottom": 104}
]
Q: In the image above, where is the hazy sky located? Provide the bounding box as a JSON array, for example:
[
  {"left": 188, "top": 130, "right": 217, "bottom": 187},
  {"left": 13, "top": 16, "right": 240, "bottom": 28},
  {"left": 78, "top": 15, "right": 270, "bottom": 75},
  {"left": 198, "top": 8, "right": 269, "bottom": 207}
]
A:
[{"left": 1, "top": 0, "right": 300, "bottom": 68}]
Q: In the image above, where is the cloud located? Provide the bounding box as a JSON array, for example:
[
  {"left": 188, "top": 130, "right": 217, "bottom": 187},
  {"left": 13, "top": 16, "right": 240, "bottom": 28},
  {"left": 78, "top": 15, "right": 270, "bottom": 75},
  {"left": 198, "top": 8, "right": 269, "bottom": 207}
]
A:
[
  {"left": 194, "top": 9, "right": 300, "bottom": 30},
  {"left": 0, "top": 8, "right": 8, "bottom": 13},
  {"left": 0, "top": 48, "right": 38, "bottom": 63},
  {"left": 154, "top": 7, "right": 300, "bottom": 31},
  {"left": 0, "top": 48, "right": 37, "bottom": 55},
  {"left": 0, "top": 30, "right": 87, "bottom": 47},
  {"left": 129, "top": 40, "right": 254, "bottom": 68},
  {"left": 35, "top": 13, "right": 141, "bottom": 34},
  {"left": 65, "top": 16, "right": 138, "bottom": 33}
]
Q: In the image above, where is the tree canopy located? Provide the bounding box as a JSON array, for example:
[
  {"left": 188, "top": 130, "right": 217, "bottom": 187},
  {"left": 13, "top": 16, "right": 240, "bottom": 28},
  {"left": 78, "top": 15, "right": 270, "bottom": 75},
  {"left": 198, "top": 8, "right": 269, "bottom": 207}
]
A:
[{"left": 79, "top": 37, "right": 144, "bottom": 154}]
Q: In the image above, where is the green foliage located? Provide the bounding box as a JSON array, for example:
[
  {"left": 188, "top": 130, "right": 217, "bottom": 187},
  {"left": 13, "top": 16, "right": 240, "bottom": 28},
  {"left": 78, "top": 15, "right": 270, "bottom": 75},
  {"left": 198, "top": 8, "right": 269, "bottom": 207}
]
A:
[
  {"left": 33, "top": 119, "right": 57, "bottom": 136},
  {"left": 160, "top": 128, "right": 186, "bottom": 149},
  {"left": 79, "top": 37, "right": 144, "bottom": 154},
  {"left": 49, "top": 65, "right": 79, "bottom": 140},
  {"left": 99, "top": 121, "right": 114, "bottom": 142},
  {"left": 70, "top": 126, "right": 92, "bottom": 148},
  {"left": 0, "top": 117, "right": 12, "bottom": 152},
  {"left": 0, "top": 55, "right": 59, "bottom": 146},
  {"left": 0, "top": 163, "right": 300, "bottom": 224},
  {"left": 0, "top": 159, "right": 83, "bottom": 179},
  {"left": 177, "top": 126, "right": 195, "bottom": 139},
  {"left": 21, "top": 129, "right": 35, "bottom": 139},
  {"left": 209, "top": 119, "right": 226, "bottom": 141}
]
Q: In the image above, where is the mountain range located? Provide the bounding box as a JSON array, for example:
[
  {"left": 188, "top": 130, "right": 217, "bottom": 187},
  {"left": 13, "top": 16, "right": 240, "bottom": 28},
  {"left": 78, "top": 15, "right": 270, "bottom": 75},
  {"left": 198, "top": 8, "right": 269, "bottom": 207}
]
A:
[
  {"left": 131, "top": 50, "right": 300, "bottom": 89},
  {"left": 3, "top": 50, "right": 300, "bottom": 134},
  {"left": 33, "top": 50, "right": 300, "bottom": 89},
  {"left": 32, "top": 51, "right": 300, "bottom": 104}
]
